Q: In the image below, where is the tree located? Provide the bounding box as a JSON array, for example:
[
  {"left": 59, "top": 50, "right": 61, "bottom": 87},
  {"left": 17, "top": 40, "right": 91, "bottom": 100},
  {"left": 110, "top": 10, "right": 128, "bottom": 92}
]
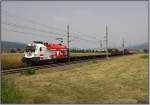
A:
[
  {"left": 10, "top": 48, "right": 16, "bottom": 53},
  {"left": 143, "top": 49, "right": 149, "bottom": 53}
]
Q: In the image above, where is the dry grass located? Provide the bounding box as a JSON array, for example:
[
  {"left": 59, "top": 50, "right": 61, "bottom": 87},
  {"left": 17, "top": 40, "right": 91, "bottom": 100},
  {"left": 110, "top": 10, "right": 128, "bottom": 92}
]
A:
[
  {"left": 1, "top": 53, "right": 25, "bottom": 69},
  {"left": 70, "top": 52, "right": 108, "bottom": 57},
  {"left": 1, "top": 52, "right": 105, "bottom": 69},
  {"left": 2, "top": 54, "right": 148, "bottom": 104}
]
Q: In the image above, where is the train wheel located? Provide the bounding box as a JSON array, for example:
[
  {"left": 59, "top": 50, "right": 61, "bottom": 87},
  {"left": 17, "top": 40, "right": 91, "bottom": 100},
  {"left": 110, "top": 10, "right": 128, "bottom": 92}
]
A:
[
  {"left": 26, "top": 62, "right": 32, "bottom": 66},
  {"left": 53, "top": 59, "right": 57, "bottom": 63}
]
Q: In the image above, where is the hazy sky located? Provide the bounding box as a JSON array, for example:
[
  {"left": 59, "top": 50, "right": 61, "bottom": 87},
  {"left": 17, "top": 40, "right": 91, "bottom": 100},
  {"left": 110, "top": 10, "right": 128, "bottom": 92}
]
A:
[{"left": 2, "top": 1, "right": 148, "bottom": 49}]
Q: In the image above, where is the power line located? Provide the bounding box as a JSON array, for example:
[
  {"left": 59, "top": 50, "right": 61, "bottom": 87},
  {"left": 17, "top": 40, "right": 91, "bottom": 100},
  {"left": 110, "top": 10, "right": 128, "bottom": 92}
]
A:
[
  {"left": 100, "top": 40, "right": 102, "bottom": 51},
  {"left": 3, "top": 28, "right": 66, "bottom": 40},
  {"left": 3, "top": 12, "right": 102, "bottom": 48},
  {"left": 70, "top": 32, "right": 98, "bottom": 41},
  {"left": 3, "top": 21, "right": 99, "bottom": 45},
  {"left": 2, "top": 21, "right": 66, "bottom": 37},
  {"left": 67, "top": 25, "right": 70, "bottom": 62},
  {"left": 4, "top": 12, "right": 100, "bottom": 40},
  {"left": 4, "top": 12, "right": 100, "bottom": 43},
  {"left": 71, "top": 35, "right": 99, "bottom": 43},
  {"left": 3, "top": 12, "right": 67, "bottom": 33},
  {"left": 104, "top": 25, "right": 109, "bottom": 59},
  {"left": 2, "top": 21, "right": 98, "bottom": 42},
  {"left": 3, "top": 27, "right": 98, "bottom": 50},
  {"left": 69, "top": 37, "right": 100, "bottom": 46},
  {"left": 4, "top": 12, "right": 102, "bottom": 45},
  {"left": 122, "top": 38, "right": 125, "bottom": 55}
]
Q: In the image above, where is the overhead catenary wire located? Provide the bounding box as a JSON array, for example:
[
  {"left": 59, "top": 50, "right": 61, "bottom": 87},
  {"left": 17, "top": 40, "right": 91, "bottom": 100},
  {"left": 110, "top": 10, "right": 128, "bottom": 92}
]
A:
[
  {"left": 70, "top": 32, "right": 98, "bottom": 41},
  {"left": 3, "top": 21, "right": 99, "bottom": 45},
  {"left": 3, "top": 11, "right": 67, "bottom": 33},
  {"left": 3, "top": 12, "right": 102, "bottom": 48},
  {"left": 3, "top": 28, "right": 98, "bottom": 47},
  {"left": 70, "top": 35, "right": 99, "bottom": 44},
  {"left": 122, "top": 38, "right": 125, "bottom": 55},
  {"left": 4, "top": 12, "right": 101, "bottom": 43},
  {"left": 67, "top": 25, "right": 70, "bottom": 62},
  {"left": 104, "top": 25, "right": 109, "bottom": 59},
  {"left": 3, "top": 28, "right": 67, "bottom": 40},
  {"left": 100, "top": 40, "right": 103, "bottom": 51},
  {"left": 2, "top": 21, "right": 66, "bottom": 37},
  {"left": 4, "top": 12, "right": 99, "bottom": 39}
]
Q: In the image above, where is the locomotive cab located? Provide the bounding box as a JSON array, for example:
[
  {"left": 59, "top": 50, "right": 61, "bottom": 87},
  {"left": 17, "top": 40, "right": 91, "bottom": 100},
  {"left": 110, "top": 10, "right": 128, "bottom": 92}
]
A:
[
  {"left": 25, "top": 45, "right": 36, "bottom": 58},
  {"left": 22, "top": 43, "right": 50, "bottom": 64}
]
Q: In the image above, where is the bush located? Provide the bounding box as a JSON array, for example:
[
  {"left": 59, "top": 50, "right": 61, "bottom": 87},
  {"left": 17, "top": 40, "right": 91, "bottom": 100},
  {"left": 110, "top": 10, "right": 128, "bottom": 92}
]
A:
[
  {"left": 92, "top": 60, "right": 98, "bottom": 64},
  {"left": 140, "top": 54, "right": 148, "bottom": 59},
  {"left": 20, "top": 68, "right": 36, "bottom": 75}
]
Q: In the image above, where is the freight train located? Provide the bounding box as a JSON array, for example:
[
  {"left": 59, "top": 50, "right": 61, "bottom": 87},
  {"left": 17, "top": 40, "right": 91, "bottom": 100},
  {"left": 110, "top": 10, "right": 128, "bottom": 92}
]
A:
[
  {"left": 22, "top": 41, "right": 136, "bottom": 65},
  {"left": 108, "top": 48, "right": 136, "bottom": 56}
]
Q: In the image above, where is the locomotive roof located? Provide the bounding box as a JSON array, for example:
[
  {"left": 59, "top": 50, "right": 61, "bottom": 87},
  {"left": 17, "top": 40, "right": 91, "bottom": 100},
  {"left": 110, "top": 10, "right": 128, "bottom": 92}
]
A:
[
  {"left": 30, "top": 42, "right": 67, "bottom": 50},
  {"left": 27, "top": 43, "right": 46, "bottom": 48},
  {"left": 28, "top": 42, "right": 67, "bottom": 50},
  {"left": 46, "top": 44, "right": 67, "bottom": 50}
]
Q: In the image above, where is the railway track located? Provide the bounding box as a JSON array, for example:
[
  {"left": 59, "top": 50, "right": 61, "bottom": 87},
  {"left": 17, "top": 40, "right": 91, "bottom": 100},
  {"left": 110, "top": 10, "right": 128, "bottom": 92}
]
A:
[{"left": 1, "top": 54, "right": 133, "bottom": 75}]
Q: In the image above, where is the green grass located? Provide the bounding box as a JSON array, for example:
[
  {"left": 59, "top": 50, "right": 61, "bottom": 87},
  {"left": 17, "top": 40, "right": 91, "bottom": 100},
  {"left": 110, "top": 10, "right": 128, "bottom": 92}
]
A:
[
  {"left": 140, "top": 54, "right": 148, "bottom": 59},
  {"left": 1, "top": 77, "right": 23, "bottom": 103},
  {"left": 2, "top": 54, "right": 148, "bottom": 104},
  {"left": 70, "top": 52, "right": 109, "bottom": 57}
]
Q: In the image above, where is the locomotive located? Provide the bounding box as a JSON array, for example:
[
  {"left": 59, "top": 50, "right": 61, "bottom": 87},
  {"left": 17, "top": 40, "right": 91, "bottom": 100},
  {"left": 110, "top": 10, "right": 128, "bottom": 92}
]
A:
[{"left": 22, "top": 41, "right": 68, "bottom": 64}]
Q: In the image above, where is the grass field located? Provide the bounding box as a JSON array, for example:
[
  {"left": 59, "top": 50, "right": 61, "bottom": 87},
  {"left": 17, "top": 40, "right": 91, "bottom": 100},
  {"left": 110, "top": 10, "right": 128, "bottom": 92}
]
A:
[
  {"left": 1, "top": 54, "right": 148, "bottom": 104},
  {"left": 1, "top": 52, "right": 107, "bottom": 69},
  {"left": 70, "top": 52, "right": 108, "bottom": 57},
  {"left": 1, "top": 53, "right": 26, "bottom": 69}
]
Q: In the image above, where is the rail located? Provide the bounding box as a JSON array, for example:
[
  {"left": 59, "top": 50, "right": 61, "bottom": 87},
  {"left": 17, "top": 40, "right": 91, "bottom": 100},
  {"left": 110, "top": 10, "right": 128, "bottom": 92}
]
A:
[{"left": 1, "top": 53, "right": 134, "bottom": 75}]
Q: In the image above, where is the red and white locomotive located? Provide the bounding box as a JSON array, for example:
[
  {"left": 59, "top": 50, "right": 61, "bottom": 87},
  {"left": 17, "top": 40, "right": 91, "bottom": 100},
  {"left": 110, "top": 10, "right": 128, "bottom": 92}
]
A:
[{"left": 22, "top": 41, "right": 68, "bottom": 64}]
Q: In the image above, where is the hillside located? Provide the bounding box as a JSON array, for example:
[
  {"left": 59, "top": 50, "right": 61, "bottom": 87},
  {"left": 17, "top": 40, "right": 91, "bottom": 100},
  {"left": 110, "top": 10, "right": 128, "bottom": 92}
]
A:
[
  {"left": 128, "top": 43, "right": 148, "bottom": 50},
  {"left": 1, "top": 41, "right": 26, "bottom": 49}
]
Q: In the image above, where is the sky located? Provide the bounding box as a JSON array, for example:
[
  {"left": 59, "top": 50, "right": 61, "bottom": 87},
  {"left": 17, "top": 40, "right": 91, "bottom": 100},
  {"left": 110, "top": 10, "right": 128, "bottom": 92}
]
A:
[{"left": 1, "top": 1, "right": 148, "bottom": 49}]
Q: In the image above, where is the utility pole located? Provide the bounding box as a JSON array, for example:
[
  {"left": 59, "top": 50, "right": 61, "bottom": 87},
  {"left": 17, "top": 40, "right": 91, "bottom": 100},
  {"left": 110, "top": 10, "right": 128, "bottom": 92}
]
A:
[
  {"left": 104, "top": 25, "right": 109, "bottom": 59},
  {"left": 100, "top": 40, "right": 102, "bottom": 52},
  {"left": 67, "top": 25, "right": 70, "bottom": 62},
  {"left": 122, "top": 38, "right": 125, "bottom": 55}
]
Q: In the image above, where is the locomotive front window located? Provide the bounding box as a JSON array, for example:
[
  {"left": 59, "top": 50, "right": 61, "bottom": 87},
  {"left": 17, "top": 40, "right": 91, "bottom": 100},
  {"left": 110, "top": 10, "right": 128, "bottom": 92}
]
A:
[
  {"left": 40, "top": 47, "right": 42, "bottom": 51},
  {"left": 25, "top": 46, "right": 35, "bottom": 52}
]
